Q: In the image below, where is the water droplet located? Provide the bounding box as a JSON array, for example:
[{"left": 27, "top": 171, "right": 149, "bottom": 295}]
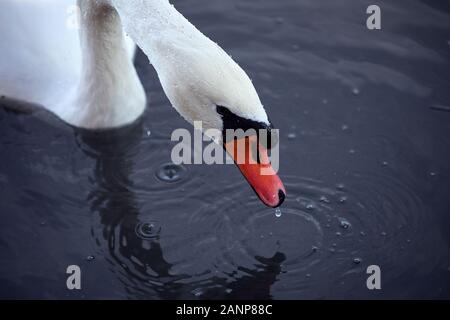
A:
[
  {"left": 305, "top": 204, "right": 314, "bottom": 210},
  {"left": 406, "top": 239, "right": 411, "bottom": 244},
  {"left": 341, "top": 124, "right": 349, "bottom": 131},
  {"left": 135, "top": 221, "right": 161, "bottom": 240},
  {"left": 332, "top": 243, "right": 337, "bottom": 247},
  {"left": 155, "top": 163, "right": 186, "bottom": 183},
  {"left": 336, "top": 183, "right": 345, "bottom": 190},
  {"left": 275, "top": 208, "right": 282, "bottom": 218},
  {"left": 349, "top": 149, "right": 356, "bottom": 154},
  {"left": 381, "top": 231, "right": 387, "bottom": 236},
  {"left": 225, "top": 288, "right": 233, "bottom": 294},
  {"left": 429, "top": 172, "right": 436, "bottom": 177},
  {"left": 336, "top": 232, "right": 342, "bottom": 236},
  {"left": 287, "top": 133, "right": 296, "bottom": 140},
  {"left": 339, "top": 218, "right": 351, "bottom": 229},
  {"left": 382, "top": 161, "right": 389, "bottom": 166},
  {"left": 312, "top": 246, "right": 318, "bottom": 252},
  {"left": 192, "top": 288, "right": 203, "bottom": 297},
  {"left": 339, "top": 196, "right": 347, "bottom": 204},
  {"left": 329, "top": 248, "right": 336, "bottom": 253},
  {"left": 86, "top": 255, "right": 95, "bottom": 262},
  {"left": 40, "top": 221, "right": 46, "bottom": 227},
  {"left": 353, "top": 257, "right": 362, "bottom": 264},
  {"left": 319, "top": 195, "right": 330, "bottom": 203},
  {"left": 360, "top": 231, "right": 366, "bottom": 236},
  {"left": 306, "top": 273, "right": 311, "bottom": 278},
  {"left": 146, "top": 130, "right": 151, "bottom": 137},
  {"left": 352, "top": 87, "right": 360, "bottom": 95}
]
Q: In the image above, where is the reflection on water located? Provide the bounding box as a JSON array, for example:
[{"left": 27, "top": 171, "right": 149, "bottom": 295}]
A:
[
  {"left": 74, "top": 120, "right": 445, "bottom": 299},
  {"left": 1, "top": 0, "right": 450, "bottom": 299},
  {"left": 79, "top": 124, "right": 286, "bottom": 299}
]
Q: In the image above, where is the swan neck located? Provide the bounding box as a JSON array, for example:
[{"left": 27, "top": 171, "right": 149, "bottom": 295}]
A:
[
  {"left": 111, "top": 0, "right": 192, "bottom": 56},
  {"left": 77, "top": 0, "right": 128, "bottom": 72},
  {"left": 68, "top": 0, "right": 146, "bottom": 128}
]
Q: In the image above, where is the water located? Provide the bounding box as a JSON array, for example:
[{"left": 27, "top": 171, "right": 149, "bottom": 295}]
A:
[
  {"left": 135, "top": 221, "right": 161, "bottom": 240},
  {"left": 0, "top": 0, "right": 450, "bottom": 299},
  {"left": 155, "top": 163, "right": 187, "bottom": 183}
]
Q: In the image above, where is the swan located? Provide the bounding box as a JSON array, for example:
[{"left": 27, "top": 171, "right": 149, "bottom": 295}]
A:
[{"left": 0, "top": 0, "right": 286, "bottom": 207}]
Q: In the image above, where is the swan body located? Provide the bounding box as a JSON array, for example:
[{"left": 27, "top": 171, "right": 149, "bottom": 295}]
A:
[
  {"left": 0, "top": 0, "right": 285, "bottom": 207},
  {"left": 1, "top": 0, "right": 144, "bottom": 128}
]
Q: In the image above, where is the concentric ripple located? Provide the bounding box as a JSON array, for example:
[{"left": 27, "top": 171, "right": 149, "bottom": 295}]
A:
[
  {"left": 77, "top": 114, "right": 433, "bottom": 299},
  {"left": 155, "top": 163, "right": 187, "bottom": 183},
  {"left": 90, "top": 166, "right": 431, "bottom": 299}
]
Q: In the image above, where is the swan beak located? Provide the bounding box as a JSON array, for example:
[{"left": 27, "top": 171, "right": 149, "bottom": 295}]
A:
[{"left": 224, "top": 135, "right": 286, "bottom": 208}]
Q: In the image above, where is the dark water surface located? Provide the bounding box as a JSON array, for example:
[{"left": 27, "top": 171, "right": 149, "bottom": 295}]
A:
[{"left": 1, "top": 0, "right": 450, "bottom": 299}]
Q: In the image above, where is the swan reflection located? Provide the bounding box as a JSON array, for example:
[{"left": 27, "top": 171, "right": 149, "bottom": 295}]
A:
[{"left": 78, "top": 122, "right": 285, "bottom": 299}]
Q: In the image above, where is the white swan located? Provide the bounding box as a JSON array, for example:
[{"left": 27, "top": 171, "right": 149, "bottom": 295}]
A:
[{"left": 0, "top": 0, "right": 285, "bottom": 207}]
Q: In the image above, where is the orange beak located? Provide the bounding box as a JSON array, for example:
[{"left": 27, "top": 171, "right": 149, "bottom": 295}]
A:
[{"left": 224, "top": 135, "right": 286, "bottom": 208}]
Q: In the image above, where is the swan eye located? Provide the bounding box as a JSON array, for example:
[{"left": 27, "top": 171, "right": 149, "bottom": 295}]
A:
[{"left": 216, "top": 105, "right": 276, "bottom": 149}]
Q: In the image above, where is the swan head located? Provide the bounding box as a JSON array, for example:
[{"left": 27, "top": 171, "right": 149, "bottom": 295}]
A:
[{"left": 151, "top": 36, "right": 286, "bottom": 207}]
